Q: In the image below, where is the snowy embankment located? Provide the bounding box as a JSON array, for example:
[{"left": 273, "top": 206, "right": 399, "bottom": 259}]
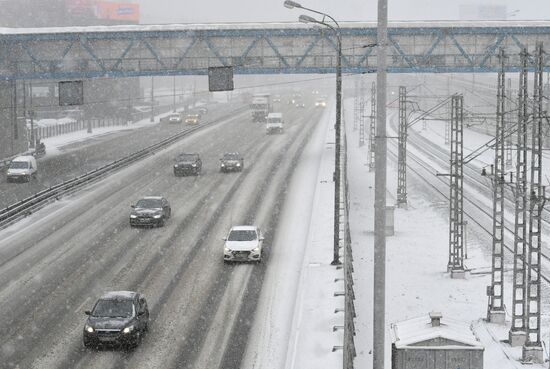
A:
[
  {"left": 242, "top": 103, "right": 345, "bottom": 369},
  {"left": 345, "top": 96, "right": 548, "bottom": 369}
]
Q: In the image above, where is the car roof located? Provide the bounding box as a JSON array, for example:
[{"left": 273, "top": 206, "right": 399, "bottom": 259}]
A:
[
  {"left": 12, "top": 156, "right": 34, "bottom": 162},
  {"left": 142, "top": 196, "right": 163, "bottom": 200},
  {"left": 100, "top": 291, "right": 138, "bottom": 300},
  {"left": 223, "top": 152, "right": 240, "bottom": 156},
  {"left": 230, "top": 225, "right": 257, "bottom": 231},
  {"left": 267, "top": 113, "right": 282, "bottom": 118}
]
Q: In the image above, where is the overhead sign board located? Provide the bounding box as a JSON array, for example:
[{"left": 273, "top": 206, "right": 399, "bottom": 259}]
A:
[
  {"left": 208, "top": 66, "right": 234, "bottom": 92},
  {"left": 59, "top": 80, "right": 84, "bottom": 106}
]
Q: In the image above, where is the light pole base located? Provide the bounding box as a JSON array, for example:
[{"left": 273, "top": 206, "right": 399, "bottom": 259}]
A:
[
  {"left": 451, "top": 268, "right": 467, "bottom": 279},
  {"left": 522, "top": 345, "right": 544, "bottom": 364},
  {"left": 508, "top": 330, "right": 527, "bottom": 347},
  {"left": 487, "top": 310, "right": 505, "bottom": 324}
]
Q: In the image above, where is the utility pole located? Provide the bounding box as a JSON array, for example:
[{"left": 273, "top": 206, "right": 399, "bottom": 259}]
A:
[
  {"left": 396, "top": 86, "right": 408, "bottom": 207},
  {"left": 353, "top": 78, "right": 359, "bottom": 131},
  {"left": 373, "top": 0, "right": 388, "bottom": 367},
  {"left": 173, "top": 75, "right": 177, "bottom": 112},
  {"left": 448, "top": 94, "right": 465, "bottom": 279},
  {"left": 369, "top": 82, "right": 376, "bottom": 172},
  {"left": 509, "top": 47, "right": 529, "bottom": 348},
  {"left": 445, "top": 75, "right": 451, "bottom": 145},
  {"left": 359, "top": 78, "right": 366, "bottom": 147},
  {"left": 150, "top": 76, "right": 155, "bottom": 122},
  {"left": 523, "top": 42, "right": 545, "bottom": 364},
  {"left": 505, "top": 78, "right": 513, "bottom": 168},
  {"left": 487, "top": 48, "right": 506, "bottom": 324},
  {"left": 29, "top": 81, "right": 34, "bottom": 148}
]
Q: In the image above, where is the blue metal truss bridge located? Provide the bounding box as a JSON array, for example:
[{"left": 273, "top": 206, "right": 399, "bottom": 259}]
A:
[{"left": 1, "top": 20, "right": 550, "bottom": 80}]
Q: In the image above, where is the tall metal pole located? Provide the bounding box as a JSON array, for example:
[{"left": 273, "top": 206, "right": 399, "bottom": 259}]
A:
[
  {"left": 397, "top": 86, "right": 408, "bottom": 207},
  {"left": 150, "top": 76, "right": 155, "bottom": 122},
  {"left": 523, "top": 42, "right": 544, "bottom": 364},
  {"left": 509, "top": 48, "right": 529, "bottom": 347},
  {"left": 487, "top": 49, "right": 506, "bottom": 324},
  {"left": 173, "top": 75, "right": 176, "bottom": 112},
  {"left": 331, "top": 26, "right": 343, "bottom": 266},
  {"left": 505, "top": 78, "right": 513, "bottom": 168},
  {"left": 29, "top": 81, "right": 34, "bottom": 148},
  {"left": 369, "top": 82, "right": 376, "bottom": 172},
  {"left": 449, "top": 94, "right": 465, "bottom": 278},
  {"left": 373, "top": 0, "right": 388, "bottom": 367}
]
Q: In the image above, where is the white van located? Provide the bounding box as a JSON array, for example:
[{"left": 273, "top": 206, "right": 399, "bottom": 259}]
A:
[
  {"left": 6, "top": 155, "right": 38, "bottom": 182},
  {"left": 266, "top": 113, "right": 284, "bottom": 134}
]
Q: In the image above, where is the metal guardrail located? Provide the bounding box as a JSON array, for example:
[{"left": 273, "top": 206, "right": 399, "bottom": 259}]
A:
[
  {"left": 0, "top": 106, "right": 246, "bottom": 229},
  {"left": 341, "top": 120, "right": 356, "bottom": 369}
]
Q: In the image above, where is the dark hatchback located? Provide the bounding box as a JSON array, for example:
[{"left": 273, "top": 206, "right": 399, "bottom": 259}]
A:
[
  {"left": 83, "top": 291, "right": 149, "bottom": 349},
  {"left": 174, "top": 153, "right": 202, "bottom": 176},
  {"left": 129, "top": 196, "right": 171, "bottom": 227},
  {"left": 220, "top": 153, "right": 244, "bottom": 172}
]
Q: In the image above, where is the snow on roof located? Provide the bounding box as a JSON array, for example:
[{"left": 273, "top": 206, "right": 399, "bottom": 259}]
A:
[
  {"left": 12, "top": 156, "right": 34, "bottom": 161},
  {"left": 231, "top": 225, "right": 257, "bottom": 231},
  {"left": 390, "top": 313, "right": 483, "bottom": 349},
  {"left": 268, "top": 113, "right": 283, "bottom": 118},
  {"left": 143, "top": 196, "right": 163, "bottom": 200},
  {"left": 0, "top": 21, "right": 549, "bottom": 36},
  {"left": 100, "top": 291, "right": 137, "bottom": 300}
]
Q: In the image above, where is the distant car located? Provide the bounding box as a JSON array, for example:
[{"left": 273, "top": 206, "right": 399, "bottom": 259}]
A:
[
  {"left": 197, "top": 106, "right": 208, "bottom": 115},
  {"left": 273, "top": 95, "right": 281, "bottom": 103},
  {"left": 315, "top": 98, "right": 327, "bottom": 108},
  {"left": 174, "top": 153, "right": 202, "bottom": 176},
  {"left": 185, "top": 114, "right": 200, "bottom": 124},
  {"left": 168, "top": 113, "right": 182, "bottom": 123},
  {"left": 83, "top": 291, "right": 149, "bottom": 349},
  {"left": 129, "top": 196, "right": 171, "bottom": 227},
  {"left": 220, "top": 152, "right": 244, "bottom": 172},
  {"left": 266, "top": 112, "right": 284, "bottom": 134},
  {"left": 223, "top": 225, "right": 264, "bottom": 263},
  {"left": 6, "top": 155, "right": 38, "bottom": 182},
  {"left": 295, "top": 101, "right": 306, "bottom": 108}
]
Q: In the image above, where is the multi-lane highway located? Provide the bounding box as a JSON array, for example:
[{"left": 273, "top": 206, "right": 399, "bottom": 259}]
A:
[{"left": 0, "top": 99, "right": 325, "bottom": 369}]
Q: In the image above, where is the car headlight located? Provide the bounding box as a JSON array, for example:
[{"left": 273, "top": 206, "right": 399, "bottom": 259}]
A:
[
  {"left": 85, "top": 324, "right": 94, "bottom": 333},
  {"left": 224, "top": 247, "right": 231, "bottom": 253},
  {"left": 252, "top": 247, "right": 260, "bottom": 253},
  {"left": 123, "top": 326, "right": 134, "bottom": 334},
  {"left": 153, "top": 214, "right": 162, "bottom": 219},
  {"left": 236, "top": 163, "right": 241, "bottom": 166},
  {"left": 192, "top": 164, "right": 197, "bottom": 167},
  {"left": 130, "top": 214, "right": 137, "bottom": 219},
  {"left": 221, "top": 163, "right": 225, "bottom": 167},
  {"left": 174, "top": 164, "right": 179, "bottom": 168}
]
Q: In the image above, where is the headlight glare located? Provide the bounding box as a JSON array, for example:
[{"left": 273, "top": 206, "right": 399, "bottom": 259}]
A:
[
  {"left": 153, "top": 214, "right": 162, "bottom": 219},
  {"left": 130, "top": 214, "right": 137, "bottom": 219},
  {"left": 123, "top": 326, "right": 134, "bottom": 334},
  {"left": 85, "top": 325, "right": 94, "bottom": 333}
]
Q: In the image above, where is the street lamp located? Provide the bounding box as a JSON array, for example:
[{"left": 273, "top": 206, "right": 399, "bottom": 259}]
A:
[{"left": 286, "top": 2, "right": 342, "bottom": 265}]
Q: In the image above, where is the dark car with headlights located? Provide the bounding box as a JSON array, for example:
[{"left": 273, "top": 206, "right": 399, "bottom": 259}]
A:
[
  {"left": 83, "top": 291, "right": 149, "bottom": 349},
  {"left": 129, "top": 196, "right": 171, "bottom": 227},
  {"left": 174, "top": 153, "right": 202, "bottom": 176},
  {"left": 220, "top": 152, "right": 244, "bottom": 172}
]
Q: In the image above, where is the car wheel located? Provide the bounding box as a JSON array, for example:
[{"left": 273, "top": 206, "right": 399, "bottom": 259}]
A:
[{"left": 158, "top": 218, "right": 165, "bottom": 227}]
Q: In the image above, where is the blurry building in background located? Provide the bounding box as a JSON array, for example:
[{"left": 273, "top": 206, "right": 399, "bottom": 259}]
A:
[
  {"left": 459, "top": 4, "right": 508, "bottom": 20},
  {"left": 0, "top": 0, "right": 142, "bottom": 159}
]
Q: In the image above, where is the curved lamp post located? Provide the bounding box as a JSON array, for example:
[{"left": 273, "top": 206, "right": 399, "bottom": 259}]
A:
[{"left": 286, "top": 1, "right": 342, "bottom": 266}]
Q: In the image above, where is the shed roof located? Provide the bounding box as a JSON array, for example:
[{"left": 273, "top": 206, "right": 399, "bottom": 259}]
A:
[{"left": 390, "top": 314, "right": 483, "bottom": 350}]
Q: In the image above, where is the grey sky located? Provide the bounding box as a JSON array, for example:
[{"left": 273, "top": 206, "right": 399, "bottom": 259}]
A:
[{"left": 140, "top": 0, "right": 549, "bottom": 24}]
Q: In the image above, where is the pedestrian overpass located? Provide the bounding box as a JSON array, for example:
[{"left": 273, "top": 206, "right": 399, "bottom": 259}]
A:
[{"left": 1, "top": 20, "right": 550, "bottom": 80}]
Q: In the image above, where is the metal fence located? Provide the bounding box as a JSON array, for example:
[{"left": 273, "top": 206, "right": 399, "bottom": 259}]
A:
[{"left": 34, "top": 103, "right": 179, "bottom": 140}]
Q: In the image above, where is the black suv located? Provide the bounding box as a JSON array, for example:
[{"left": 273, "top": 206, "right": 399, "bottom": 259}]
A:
[
  {"left": 129, "top": 196, "right": 171, "bottom": 227},
  {"left": 83, "top": 291, "right": 149, "bottom": 349},
  {"left": 174, "top": 153, "right": 202, "bottom": 176},
  {"left": 220, "top": 153, "right": 244, "bottom": 172}
]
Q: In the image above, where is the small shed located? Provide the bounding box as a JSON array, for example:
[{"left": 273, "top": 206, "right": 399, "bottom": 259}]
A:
[{"left": 390, "top": 312, "right": 484, "bottom": 369}]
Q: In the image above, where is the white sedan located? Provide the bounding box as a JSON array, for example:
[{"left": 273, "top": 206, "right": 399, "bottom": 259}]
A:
[{"left": 223, "top": 226, "right": 264, "bottom": 263}]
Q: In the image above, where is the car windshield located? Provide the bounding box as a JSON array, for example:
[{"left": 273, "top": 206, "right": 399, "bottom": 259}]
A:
[
  {"left": 228, "top": 230, "right": 257, "bottom": 241},
  {"left": 136, "top": 198, "right": 162, "bottom": 208},
  {"left": 10, "top": 161, "right": 29, "bottom": 169},
  {"left": 92, "top": 299, "right": 134, "bottom": 318},
  {"left": 169, "top": 114, "right": 179, "bottom": 118},
  {"left": 223, "top": 154, "right": 240, "bottom": 160},
  {"left": 187, "top": 114, "right": 199, "bottom": 118},
  {"left": 267, "top": 118, "right": 281, "bottom": 123},
  {"left": 176, "top": 154, "right": 196, "bottom": 162}
]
